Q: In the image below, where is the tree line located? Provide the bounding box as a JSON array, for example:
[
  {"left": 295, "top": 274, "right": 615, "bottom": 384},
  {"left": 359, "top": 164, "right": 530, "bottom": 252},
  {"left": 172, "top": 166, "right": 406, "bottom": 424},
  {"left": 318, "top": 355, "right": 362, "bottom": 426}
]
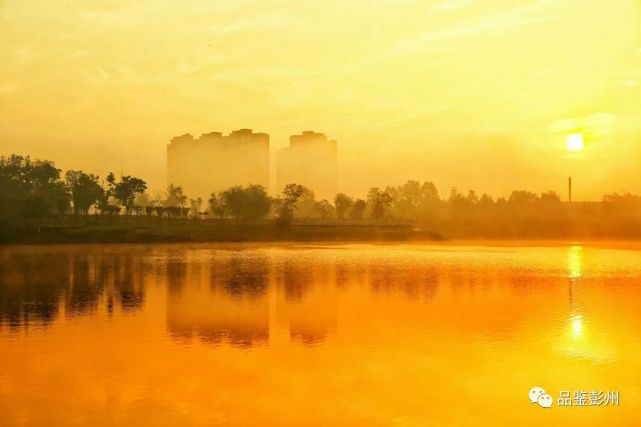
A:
[
  {"left": 0, "top": 155, "right": 147, "bottom": 218},
  {"left": 2, "top": 154, "right": 641, "bottom": 237},
  {"left": 0, "top": 154, "right": 384, "bottom": 224}
]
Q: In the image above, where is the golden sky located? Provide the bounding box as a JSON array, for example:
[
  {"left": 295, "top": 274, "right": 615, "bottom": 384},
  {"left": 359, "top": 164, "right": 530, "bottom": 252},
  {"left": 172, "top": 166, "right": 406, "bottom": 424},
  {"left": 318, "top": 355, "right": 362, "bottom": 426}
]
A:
[{"left": 1, "top": 0, "right": 640, "bottom": 199}]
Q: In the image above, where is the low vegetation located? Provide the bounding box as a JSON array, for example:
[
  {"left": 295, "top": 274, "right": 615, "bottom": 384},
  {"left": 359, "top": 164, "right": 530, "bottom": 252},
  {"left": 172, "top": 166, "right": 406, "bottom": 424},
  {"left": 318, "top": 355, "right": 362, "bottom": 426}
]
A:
[{"left": 2, "top": 153, "right": 641, "bottom": 243}]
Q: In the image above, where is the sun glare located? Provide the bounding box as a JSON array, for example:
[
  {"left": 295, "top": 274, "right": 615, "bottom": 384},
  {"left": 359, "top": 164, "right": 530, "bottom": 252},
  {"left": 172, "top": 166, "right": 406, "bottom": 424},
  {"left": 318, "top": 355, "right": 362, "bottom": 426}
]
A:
[{"left": 567, "top": 133, "right": 585, "bottom": 151}]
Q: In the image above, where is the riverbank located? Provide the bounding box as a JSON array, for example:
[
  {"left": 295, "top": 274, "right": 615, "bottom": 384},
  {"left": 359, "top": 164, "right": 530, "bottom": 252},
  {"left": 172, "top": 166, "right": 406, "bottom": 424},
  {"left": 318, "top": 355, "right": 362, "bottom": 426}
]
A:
[{"left": 0, "top": 216, "right": 442, "bottom": 244}]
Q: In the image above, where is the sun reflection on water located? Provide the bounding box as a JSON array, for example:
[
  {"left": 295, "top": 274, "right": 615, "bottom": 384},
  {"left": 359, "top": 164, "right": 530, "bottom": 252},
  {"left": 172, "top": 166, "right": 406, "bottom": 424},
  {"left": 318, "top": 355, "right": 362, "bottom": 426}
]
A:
[
  {"left": 570, "top": 314, "right": 583, "bottom": 338},
  {"left": 562, "top": 245, "right": 591, "bottom": 358},
  {"left": 566, "top": 245, "right": 584, "bottom": 340},
  {"left": 567, "top": 245, "right": 583, "bottom": 281}
]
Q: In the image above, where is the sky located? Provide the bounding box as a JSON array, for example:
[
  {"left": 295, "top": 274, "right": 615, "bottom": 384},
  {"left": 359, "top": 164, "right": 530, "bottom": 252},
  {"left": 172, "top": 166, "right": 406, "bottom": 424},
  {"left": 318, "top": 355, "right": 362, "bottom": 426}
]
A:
[{"left": 1, "top": 0, "right": 640, "bottom": 200}]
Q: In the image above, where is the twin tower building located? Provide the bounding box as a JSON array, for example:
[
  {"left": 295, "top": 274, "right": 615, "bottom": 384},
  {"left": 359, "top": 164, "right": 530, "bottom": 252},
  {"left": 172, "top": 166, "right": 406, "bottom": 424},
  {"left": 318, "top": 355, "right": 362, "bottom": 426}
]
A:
[{"left": 167, "top": 129, "right": 338, "bottom": 200}]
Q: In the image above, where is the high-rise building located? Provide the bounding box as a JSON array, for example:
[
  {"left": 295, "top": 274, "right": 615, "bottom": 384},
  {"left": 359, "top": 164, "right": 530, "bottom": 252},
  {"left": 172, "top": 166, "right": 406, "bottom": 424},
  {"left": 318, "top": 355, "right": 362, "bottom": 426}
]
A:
[
  {"left": 276, "top": 131, "right": 338, "bottom": 200},
  {"left": 167, "top": 129, "right": 269, "bottom": 199}
]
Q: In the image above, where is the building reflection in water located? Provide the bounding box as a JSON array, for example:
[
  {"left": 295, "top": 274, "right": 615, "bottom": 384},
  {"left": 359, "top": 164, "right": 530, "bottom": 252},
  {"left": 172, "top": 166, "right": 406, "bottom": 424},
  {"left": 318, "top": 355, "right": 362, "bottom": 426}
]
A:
[
  {"left": 165, "top": 251, "right": 340, "bottom": 347},
  {"left": 166, "top": 252, "right": 270, "bottom": 348},
  {"left": 278, "top": 257, "right": 338, "bottom": 345},
  {"left": 167, "top": 292, "right": 270, "bottom": 348},
  {"left": 164, "top": 249, "right": 448, "bottom": 348}
]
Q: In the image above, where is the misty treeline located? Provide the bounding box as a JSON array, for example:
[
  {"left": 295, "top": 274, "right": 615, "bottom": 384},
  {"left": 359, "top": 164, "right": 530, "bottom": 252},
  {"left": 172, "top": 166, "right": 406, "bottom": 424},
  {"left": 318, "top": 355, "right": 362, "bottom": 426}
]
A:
[
  {"left": 2, "top": 154, "right": 641, "bottom": 238},
  {"left": 0, "top": 155, "right": 146, "bottom": 218}
]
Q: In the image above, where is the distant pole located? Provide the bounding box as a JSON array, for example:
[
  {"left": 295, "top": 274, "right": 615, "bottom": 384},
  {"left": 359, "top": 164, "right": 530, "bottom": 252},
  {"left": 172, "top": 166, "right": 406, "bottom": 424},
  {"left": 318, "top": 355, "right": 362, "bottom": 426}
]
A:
[{"left": 568, "top": 176, "right": 572, "bottom": 204}]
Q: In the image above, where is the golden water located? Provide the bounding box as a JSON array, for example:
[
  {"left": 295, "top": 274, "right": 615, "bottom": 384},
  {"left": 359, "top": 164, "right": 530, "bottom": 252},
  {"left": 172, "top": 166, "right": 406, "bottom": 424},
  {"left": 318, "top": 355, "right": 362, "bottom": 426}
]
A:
[{"left": 0, "top": 243, "right": 640, "bottom": 426}]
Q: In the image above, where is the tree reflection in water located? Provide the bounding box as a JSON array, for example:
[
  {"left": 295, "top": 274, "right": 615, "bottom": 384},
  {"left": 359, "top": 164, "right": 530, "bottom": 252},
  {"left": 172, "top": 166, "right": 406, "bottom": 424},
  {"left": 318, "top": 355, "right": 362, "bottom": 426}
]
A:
[{"left": 0, "top": 246, "right": 147, "bottom": 331}]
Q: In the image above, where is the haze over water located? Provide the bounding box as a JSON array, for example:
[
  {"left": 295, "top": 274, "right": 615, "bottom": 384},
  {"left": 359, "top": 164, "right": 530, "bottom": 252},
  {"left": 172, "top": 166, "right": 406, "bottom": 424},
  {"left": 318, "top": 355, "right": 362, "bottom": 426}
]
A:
[{"left": 0, "top": 243, "right": 640, "bottom": 426}]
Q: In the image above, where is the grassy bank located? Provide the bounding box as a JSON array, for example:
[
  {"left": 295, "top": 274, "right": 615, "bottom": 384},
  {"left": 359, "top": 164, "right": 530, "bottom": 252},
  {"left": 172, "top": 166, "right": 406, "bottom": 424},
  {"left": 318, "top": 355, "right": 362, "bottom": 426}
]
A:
[{"left": 0, "top": 216, "right": 442, "bottom": 244}]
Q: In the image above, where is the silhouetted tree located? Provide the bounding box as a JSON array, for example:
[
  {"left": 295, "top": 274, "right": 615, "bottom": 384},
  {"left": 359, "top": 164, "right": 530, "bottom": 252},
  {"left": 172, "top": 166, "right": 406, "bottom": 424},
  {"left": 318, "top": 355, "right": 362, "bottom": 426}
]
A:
[
  {"left": 105, "top": 172, "right": 117, "bottom": 197},
  {"left": 479, "top": 193, "right": 494, "bottom": 207},
  {"left": 367, "top": 187, "right": 393, "bottom": 221},
  {"left": 112, "top": 175, "right": 147, "bottom": 215},
  {"left": 386, "top": 180, "right": 440, "bottom": 223},
  {"left": 0, "top": 155, "right": 69, "bottom": 218},
  {"left": 295, "top": 187, "right": 316, "bottom": 218},
  {"left": 540, "top": 191, "right": 561, "bottom": 204},
  {"left": 222, "top": 185, "right": 271, "bottom": 221},
  {"left": 65, "top": 170, "right": 104, "bottom": 214},
  {"left": 189, "top": 197, "right": 203, "bottom": 218},
  {"left": 165, "top": 184, "right": 188, "bottom": 209},
  {"left": 350, "top": 199, "right": 367, "bottom": 220},
  {"left": 98, "top": 172, "right": 125, "bottom": 216},
  {"left": 134, "top": 192, "right": 154, "bottom": 208},
  {"left": 276, "top": 183, "right": 305, "bottom": 225},
  {"left": 208, "top": 192, "right": 226, "bottom": 219},
  {"left": 603, "top": 192, "right": 641, "bottom": 212},
  {"left": 314, "top": 199, "right": 334, "bottom": 220},
  {"left": 508, "top": 190, "right": 538, "bottom": 206},
  {"left": 334, "top": 193, "right": 353, "bottom": 219}
]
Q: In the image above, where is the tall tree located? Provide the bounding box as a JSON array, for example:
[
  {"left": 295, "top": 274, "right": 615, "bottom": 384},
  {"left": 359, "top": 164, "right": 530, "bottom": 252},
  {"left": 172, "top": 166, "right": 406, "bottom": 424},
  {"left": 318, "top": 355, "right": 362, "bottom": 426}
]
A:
[
  {"left": 112, "top": 175, "right": 147, "bottom": 215},
  {"left": 314, "top": 199, "right": 334, "bottom": 220},
  {"left": 334, "top": 193, "right": 353, "bottom": 219},
  {"left": 350, "top": 199, "right": 367, "bottom": 220},
  {"left": 367, "top": 187, "right": 393, "bottom": 221},
  {"left": 276, "top": 183, "right": 305, "bottom": 225},
  {"left": 65, "top": 170, "right": 104, "bottom": 214},
  {"left": 294, "top": 187, "right": 316, "bottom": 218},
  {"left": 165, "top": 184, "right": 188, "bottom": 208},
  {"left": 189, "top": 197, "right": 203, "bottom": 218},
  {"left": 208, "top": 192, "right": 226, "bottom": 219}
]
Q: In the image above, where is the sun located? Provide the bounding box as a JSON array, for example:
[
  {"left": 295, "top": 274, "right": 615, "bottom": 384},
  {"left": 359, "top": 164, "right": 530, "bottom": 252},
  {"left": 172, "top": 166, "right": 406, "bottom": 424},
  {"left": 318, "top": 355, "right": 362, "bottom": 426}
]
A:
[{"left": 567, "top": 133, "right": 585, "bottom": 151}]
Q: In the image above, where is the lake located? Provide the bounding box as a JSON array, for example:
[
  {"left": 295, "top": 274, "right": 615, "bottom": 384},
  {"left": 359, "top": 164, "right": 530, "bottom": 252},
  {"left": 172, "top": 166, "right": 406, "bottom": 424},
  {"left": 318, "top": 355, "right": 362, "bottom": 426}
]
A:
[{"left": 0, "top": 243, "right": 640, "bottom": 426}]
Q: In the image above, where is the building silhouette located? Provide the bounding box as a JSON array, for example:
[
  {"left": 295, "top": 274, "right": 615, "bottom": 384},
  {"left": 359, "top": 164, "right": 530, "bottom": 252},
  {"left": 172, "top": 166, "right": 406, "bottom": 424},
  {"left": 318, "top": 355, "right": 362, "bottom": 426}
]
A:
[
  {"left": 167, "top": 129, "right": 269, "bottom": 199},
  {"left": 276, "top": 131, "right": 338, "bottom": 199}
]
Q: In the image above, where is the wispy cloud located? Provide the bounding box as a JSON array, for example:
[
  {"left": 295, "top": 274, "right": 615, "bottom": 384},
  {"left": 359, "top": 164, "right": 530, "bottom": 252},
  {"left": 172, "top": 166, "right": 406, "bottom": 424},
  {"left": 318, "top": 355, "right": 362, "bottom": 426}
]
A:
[
  {"left": 548, "top": 113, "right": 618, "bottom": 137},
  {"left": 388, "top": 0, "right": 557, "bottom": 56}
]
